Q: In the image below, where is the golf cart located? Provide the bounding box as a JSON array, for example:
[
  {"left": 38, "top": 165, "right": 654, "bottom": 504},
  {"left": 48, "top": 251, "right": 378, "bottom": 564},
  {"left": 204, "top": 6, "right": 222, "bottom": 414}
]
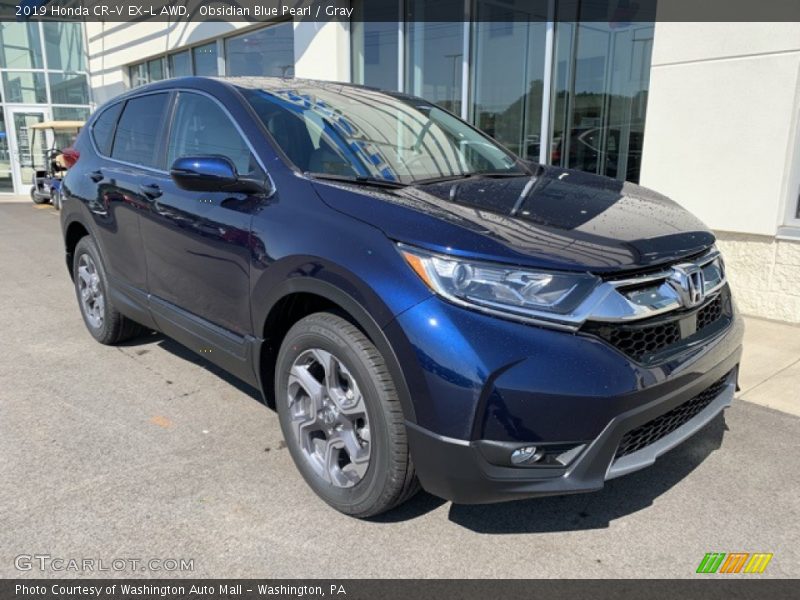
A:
[{"left": 29, "top": 120, "right": 83, "bottom": 210}]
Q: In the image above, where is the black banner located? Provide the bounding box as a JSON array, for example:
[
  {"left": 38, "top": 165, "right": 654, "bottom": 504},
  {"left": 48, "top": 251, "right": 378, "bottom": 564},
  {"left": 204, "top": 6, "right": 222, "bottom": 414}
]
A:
[
  {"left": 2, "top": 580, "right": 799, "bottom": 600},
  {"left": 3, "top": 0, "right": 800, "bottom": 23}
]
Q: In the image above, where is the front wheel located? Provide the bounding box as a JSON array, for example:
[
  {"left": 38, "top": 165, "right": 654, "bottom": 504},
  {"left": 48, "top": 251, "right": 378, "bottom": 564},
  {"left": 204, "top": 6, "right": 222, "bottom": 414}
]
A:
[{"left": 275, "top": 312, "right": 418, "bottom": 517}]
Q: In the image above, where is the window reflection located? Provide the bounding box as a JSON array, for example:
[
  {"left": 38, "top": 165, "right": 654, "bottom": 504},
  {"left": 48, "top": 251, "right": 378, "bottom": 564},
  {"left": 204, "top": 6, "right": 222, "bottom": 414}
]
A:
[
  {"left": 0, "top": 23, "right": 43, "bottom": 70},
  {"left": 352, "top": 0, "right": 399, "bottom": 91},
  {"left": 0, "top": 108, "right": 12, "bottom": 192},
  {"left": 148, "top": 58, "right": 165, "bottom": 82},
  {"left": 405, "top": 1, "right": 464, "bottom": 115},
  {"left": 169, "top": 51, "right": 192, "bottom": 77},
  {"left": 551, "top": 20, "right": 653, "bottom": 182},
  {"left": 49, "top": 73, "right": 90, "bottom": 105},
  {"left": 192, "top": 43, "right": 218, "bottom": 77},
  {"left": 225, "top": 23, "right": 295, "bottom": 77},
  {"left": 3, "top": 72, "right": 47, "bottom": 104},
  {"left": 52, "top": 106, "right": 90, "bottom": 121},
  {"left": 471, "top": 0, "right": 548, "bottom": 160},
  {"left": 349, "top": 2, "right": 655, "bottom": 183},
  {"left": 43, "top": 22, "right": 84, "bottom": 72},
  {"left": 129, "top": 63, "right": 148, "bottom": 88}
]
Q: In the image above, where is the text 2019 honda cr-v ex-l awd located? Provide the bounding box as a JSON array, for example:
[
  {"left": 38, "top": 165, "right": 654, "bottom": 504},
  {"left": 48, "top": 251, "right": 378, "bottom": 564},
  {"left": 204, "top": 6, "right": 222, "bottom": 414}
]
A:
[{"left": 61, "top": 77, "right": 742, "bottom": 517}]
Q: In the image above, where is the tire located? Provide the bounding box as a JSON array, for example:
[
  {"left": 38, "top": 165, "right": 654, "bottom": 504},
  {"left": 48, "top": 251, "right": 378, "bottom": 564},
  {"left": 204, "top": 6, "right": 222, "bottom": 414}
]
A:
[
  {"left": 275, "top": 312, "right": 418, "bottom": 517},
  {"left": 72, "top": 236, "right": 143, "bottom": 345},
  {"left": 31, "top": 186, "right": 48, "bottom": 204},
  {"left": 51, "top": 188, "right": 61, "bottom": 211}
]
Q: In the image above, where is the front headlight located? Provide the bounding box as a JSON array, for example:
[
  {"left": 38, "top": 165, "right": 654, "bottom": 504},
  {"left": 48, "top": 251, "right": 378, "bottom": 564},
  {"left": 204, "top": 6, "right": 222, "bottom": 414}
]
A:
[{"left": 399, "top": 244, "right": 598, "bottom": 320}]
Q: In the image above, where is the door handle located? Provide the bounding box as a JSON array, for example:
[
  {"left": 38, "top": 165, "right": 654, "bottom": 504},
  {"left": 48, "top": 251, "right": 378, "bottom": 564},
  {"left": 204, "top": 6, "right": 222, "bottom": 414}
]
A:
[
  {"left": 89, "top": 170, "right": 104, "bottom": 183},
  {"left": 139, "top": 183, "right": 162, "bottom": 199}
]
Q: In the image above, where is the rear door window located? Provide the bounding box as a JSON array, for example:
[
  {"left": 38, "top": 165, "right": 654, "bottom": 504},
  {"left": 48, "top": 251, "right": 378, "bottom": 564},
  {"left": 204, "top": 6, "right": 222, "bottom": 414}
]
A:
[
  {"left": 111, "top": 93, "right": 169, "bottom": 168},
  {"left": 91, "top": 102, "right": 122, "bottom": 156}
]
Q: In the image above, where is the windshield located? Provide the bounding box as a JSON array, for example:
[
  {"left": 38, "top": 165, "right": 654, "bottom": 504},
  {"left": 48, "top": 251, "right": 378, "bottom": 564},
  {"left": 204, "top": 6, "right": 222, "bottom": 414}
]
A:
[{"left": 241, "top": 84, "right": 526, "bottom": 185}]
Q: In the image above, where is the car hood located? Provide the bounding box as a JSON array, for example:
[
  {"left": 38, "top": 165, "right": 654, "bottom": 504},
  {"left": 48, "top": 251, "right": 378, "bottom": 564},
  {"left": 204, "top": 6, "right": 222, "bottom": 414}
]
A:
[{"left": 312, "top": 165, "right": 715, "bottom": 274}]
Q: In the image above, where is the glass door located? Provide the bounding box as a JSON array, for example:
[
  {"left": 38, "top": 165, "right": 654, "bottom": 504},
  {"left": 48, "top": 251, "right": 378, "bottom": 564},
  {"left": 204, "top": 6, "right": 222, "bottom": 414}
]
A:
[{"left": 7, "top": 107, "right": 49, "bottom": 194}]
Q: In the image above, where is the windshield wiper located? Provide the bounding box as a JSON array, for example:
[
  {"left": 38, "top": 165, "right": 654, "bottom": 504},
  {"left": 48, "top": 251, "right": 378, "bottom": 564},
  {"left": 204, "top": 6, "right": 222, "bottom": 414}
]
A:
[
  {"left": 306, "top": 172, "right": 407, "bottom": 189},
  {"left": 411, "top": 171, "right": 526, "bottom": 186}
]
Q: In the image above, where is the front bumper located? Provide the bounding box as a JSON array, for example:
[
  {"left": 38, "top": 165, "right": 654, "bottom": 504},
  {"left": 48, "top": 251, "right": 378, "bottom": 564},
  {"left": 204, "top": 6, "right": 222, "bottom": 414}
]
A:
[
  {"left": 386, "top": 293, "right": 743, "bottom": 504},
  {"left": 406, "top": 364, "right": 736, "bottom": 504}
]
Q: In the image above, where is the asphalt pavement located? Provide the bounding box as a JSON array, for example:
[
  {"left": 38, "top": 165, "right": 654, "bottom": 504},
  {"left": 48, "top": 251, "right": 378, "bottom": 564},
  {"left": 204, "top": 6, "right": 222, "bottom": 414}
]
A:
[{"left": 1, "top": 201, "right": 798, "bottom": 578}]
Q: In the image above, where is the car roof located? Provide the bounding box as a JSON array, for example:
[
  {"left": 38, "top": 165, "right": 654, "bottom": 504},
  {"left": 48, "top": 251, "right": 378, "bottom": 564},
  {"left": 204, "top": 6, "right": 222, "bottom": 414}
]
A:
[
  {"left": 116, "top": 75, "right": 397, "bottom": 103},
  {"left": 215, "top": 76, "right": 380, "bottom": 93}
]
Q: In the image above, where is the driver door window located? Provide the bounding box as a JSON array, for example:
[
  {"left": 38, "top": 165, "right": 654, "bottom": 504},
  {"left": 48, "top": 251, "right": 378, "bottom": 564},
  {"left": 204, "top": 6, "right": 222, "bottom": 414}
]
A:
[{"left": 167, "top": 92, "right": 257, "bottom": 176}]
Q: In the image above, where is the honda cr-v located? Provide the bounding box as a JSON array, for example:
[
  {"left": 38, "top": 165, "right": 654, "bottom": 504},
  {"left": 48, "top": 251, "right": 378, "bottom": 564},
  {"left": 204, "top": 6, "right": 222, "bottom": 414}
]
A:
[{"left": 61, "top": 77, "right": 742, "bottom": 517}]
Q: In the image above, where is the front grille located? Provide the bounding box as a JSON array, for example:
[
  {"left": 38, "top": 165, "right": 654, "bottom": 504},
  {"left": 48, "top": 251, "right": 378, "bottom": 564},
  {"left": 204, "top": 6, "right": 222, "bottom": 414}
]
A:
[
  {"left": 582, "top": 285, "right": 732, "bottom": 363},
  {"left": 614, "top": 372, "right": 731, "bottom": 459},
  {"left": 602, "top": 321, "right": 681, "bottom": 359},
  {"left": 696, "top": 293, "right": 724, "bottom": 330}
]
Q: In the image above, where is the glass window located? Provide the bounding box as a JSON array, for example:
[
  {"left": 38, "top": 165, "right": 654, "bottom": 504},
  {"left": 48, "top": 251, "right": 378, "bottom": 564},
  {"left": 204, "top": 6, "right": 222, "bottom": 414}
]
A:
[
  {"left": 471, "top": 1, "right": 548, "bottom": 160},
  {"left": 0, "top": 23, "right": 43, "bottom": 69},
  {"left": 0, "top": 108, "right": 12, "bottom": 192},
  {"left": 43, "top": 22, "right": 85, "bottom": 71},
  {"left": 351, "top": 1, "right": 398, "bottom": 91},
  {"left": 129, "top": 63, "right": 148, "bottom": 88},
  {"left": 112, "top": 93, "right": 169, "bottom": 167},
  {"left": 92, "top": 102, "right": 122, "bottom": 155},
  {"left": 226, "top": 23, "right": 295, "bottom": 77},
  {"left": 48, "top": 73, "right": 90, "bottom": 104},
  {"left": 128, "top": 60, "right": 164, "bottom": 87},
  {"left": 551, "top": 19, "right": 654, "bottom": 183},
  {"left": 192, "top": 43, "right": 218, "bottom": 76},
  {"left": 53, "top": 106, "right": 90, "bottom": 121},
  {"left": 2, "top": 72, "right": 47, "bottom": 104},
  {"left": 169, "top": 51, "right": 192, "bottom": 77},
  {"left": 242, "top": 85, "right": 524, "bottom": 184},
  {"left": 148, "top": 58, "right": 165, "bottom": 82},
  {"left": 405, "top": 1, "right": 465, "bottom": 114},
  {"left": 167, "top": 92, "right": 255, "bottom": 175}
]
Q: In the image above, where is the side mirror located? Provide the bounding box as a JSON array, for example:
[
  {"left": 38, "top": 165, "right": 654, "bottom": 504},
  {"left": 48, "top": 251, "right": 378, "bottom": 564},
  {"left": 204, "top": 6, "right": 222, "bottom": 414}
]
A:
[{"left": 170, "top": 156, "right": 269, "bottom": 195}]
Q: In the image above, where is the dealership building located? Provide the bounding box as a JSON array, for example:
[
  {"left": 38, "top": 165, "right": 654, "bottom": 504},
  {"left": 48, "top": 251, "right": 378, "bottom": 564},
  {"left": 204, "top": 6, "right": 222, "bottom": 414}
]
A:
[{"left": 0, "top": 3, "right": 798, "bottom": 323}]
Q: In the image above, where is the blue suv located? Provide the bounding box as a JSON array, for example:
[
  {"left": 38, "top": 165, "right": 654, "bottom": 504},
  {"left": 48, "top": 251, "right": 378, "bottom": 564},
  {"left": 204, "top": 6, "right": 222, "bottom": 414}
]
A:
[{"left": 61, "top": 77, "right": 742, "bottom": 517}]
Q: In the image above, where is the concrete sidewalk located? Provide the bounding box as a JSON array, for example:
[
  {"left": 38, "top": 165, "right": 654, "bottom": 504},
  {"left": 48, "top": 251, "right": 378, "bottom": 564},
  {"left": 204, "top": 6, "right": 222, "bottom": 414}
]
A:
[
  {"left": 0, "top": 194, "right": 31, "bottom": 203},
  {"left": 739, "top": 317, "right": 800, "bottom": 417}
]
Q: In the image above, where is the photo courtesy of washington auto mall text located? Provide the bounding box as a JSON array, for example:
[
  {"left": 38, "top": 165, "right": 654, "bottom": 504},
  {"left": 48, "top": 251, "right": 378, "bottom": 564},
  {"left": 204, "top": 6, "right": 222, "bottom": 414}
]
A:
[
  {"left": 14, "top": 583, "right": 349, "bottom": 598},
  {"left": 1, "top": 0, "right": 799, "bottom": 598}
]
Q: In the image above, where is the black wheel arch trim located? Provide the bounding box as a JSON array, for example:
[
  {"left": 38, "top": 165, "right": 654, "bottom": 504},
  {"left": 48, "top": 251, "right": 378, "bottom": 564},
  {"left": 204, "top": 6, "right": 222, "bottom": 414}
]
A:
[
  {"left": 254, "top": 276, "right": 418, "bottom": 424},
  {"left": 62, "top": 213, "right": 96, "bottom": 276}
]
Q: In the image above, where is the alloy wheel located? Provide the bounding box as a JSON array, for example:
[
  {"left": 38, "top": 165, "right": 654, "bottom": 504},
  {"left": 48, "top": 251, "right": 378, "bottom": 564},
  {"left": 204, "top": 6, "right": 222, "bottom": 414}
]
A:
[
  {"left": 77, "top": 253, "right": 105, "bottom": 329},
  {"left": 287, "top": 348, "right": 371, "bottom": 488}
]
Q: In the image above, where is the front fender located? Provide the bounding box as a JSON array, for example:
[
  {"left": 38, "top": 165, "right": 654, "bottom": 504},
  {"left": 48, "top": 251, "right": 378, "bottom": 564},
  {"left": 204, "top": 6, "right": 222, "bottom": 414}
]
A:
[{"left": 252, "top": 271, "right": 425, "bottom": 424}]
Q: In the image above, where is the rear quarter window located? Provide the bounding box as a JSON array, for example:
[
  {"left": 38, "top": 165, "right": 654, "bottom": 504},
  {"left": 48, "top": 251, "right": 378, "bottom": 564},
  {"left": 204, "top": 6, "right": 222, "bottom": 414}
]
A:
[{"left": 90, "top": 102, "right": 122, "bottom": 156}]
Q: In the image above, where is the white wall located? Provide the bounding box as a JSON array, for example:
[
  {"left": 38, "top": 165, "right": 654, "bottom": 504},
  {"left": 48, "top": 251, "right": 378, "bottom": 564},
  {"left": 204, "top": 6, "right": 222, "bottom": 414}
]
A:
[
  {"left": 640, "top": 22, "right": 800, "bottom": 236},
  {"left": 294, "top": 21, "right": 350, "bottom": 82},
  {"left": 85, "top": 21, "right": 350, "bottom": 105}
]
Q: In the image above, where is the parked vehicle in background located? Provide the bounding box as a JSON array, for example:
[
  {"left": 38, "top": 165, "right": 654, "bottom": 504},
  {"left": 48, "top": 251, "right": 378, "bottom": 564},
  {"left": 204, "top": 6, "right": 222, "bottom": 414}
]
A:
[
  {"left": 29, "top": 120, "right": 83, "bottom": 210},
  {"left": 60, "top": 77, "right": 742, "bottom": 517}
]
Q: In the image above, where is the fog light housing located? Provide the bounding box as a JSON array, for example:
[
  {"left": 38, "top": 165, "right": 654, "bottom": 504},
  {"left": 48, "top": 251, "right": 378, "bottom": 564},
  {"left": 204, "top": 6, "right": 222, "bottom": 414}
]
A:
[{"left": 510, "top": 445, "right": 545, "bottom": 465}]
